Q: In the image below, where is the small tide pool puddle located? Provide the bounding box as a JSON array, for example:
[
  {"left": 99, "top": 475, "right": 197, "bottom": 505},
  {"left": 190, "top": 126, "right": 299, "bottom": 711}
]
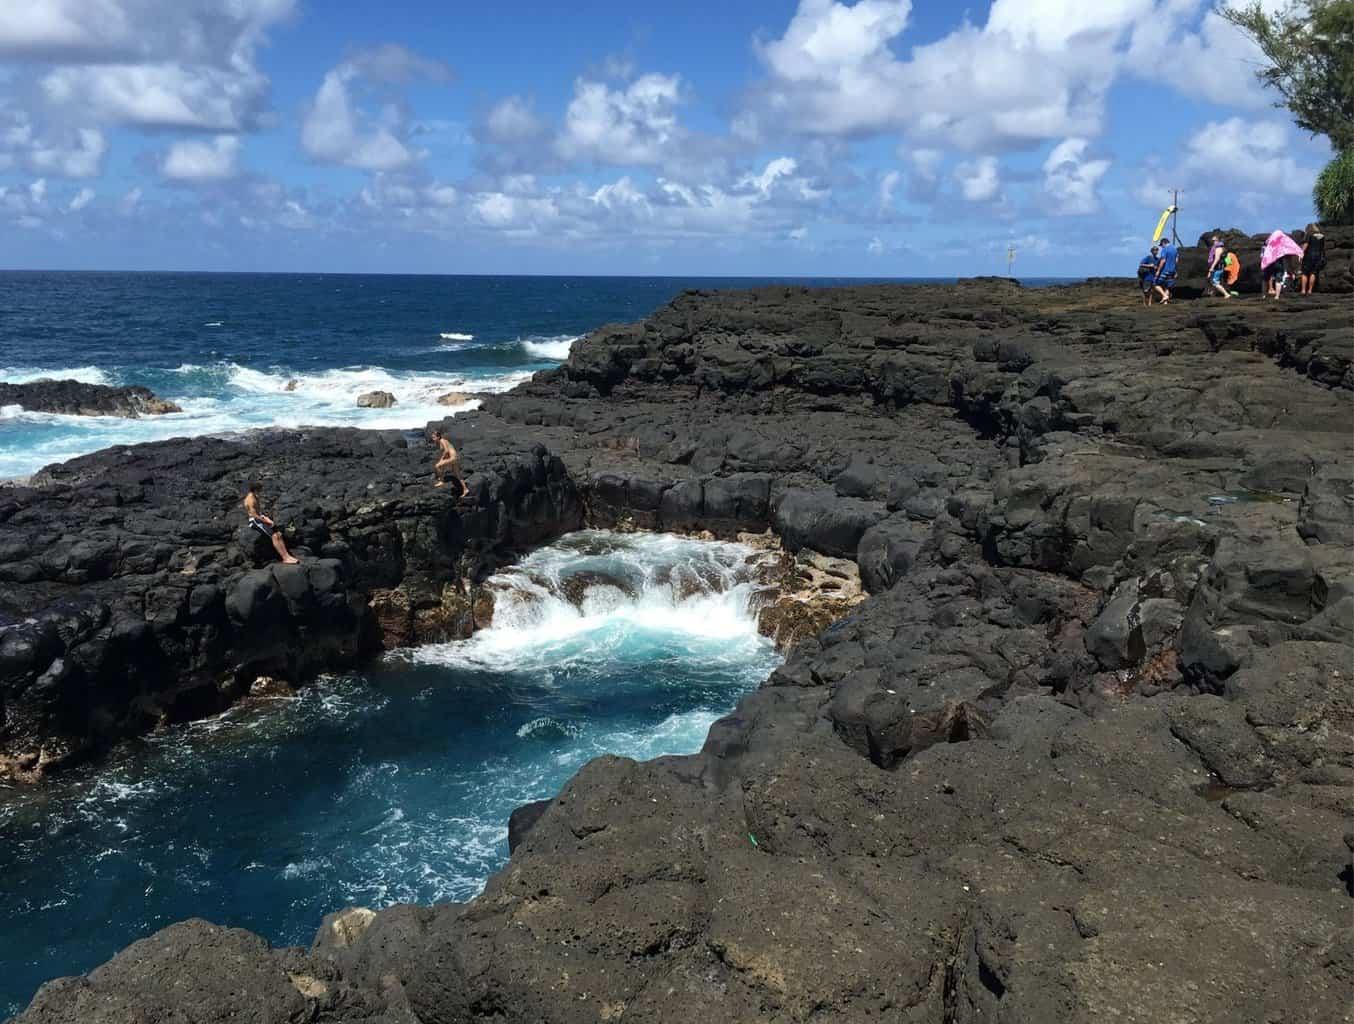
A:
[{"left": 0, "top": 531, "right": 780, "bottom": 1016}]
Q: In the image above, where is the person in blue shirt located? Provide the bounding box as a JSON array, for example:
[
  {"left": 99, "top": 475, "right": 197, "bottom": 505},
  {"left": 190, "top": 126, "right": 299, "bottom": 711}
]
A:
[
  {"left": 1137, "top": 247, "right": 1159, "bottom": 306},
  {"left": 1153, "top": 237, "right": 1178, "bottom": 305}
]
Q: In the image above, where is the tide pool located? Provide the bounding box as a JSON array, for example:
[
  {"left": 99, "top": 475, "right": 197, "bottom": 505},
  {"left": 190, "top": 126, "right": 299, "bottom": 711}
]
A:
[{"left": 0, "top": 531, "right": 781, "bottom": 1016}]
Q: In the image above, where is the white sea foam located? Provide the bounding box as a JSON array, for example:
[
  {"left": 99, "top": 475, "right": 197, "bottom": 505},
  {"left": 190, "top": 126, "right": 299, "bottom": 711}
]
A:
[
  {"left": 521, "top": 335, "right": 577, "bottom": 360},
  {"left": 0, "top": 361, "right": 534, "bottom": 477},
  {"left": 405, "top": 531, "right": 770, "bottom": 673},
  {"left": 440, "top": 332, "right": 474, "bottom": 342},
  {"left": 1, "top": 365, "right": 110, "bottom": 385},
  {"left": 516, "top": 716, "right": 584, "bottom": 741}
]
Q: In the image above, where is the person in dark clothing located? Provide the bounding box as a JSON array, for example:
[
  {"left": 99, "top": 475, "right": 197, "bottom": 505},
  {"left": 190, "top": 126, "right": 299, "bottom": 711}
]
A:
[
  {"left": 1138, "top": 247, "right": 1159, "bottom": 306},
  {"left": 1300, "top": 223, "right": 1327, "bottom": 295}
]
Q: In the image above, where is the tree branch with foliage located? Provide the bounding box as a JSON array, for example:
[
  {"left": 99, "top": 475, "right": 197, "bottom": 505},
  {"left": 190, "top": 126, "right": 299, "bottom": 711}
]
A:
[{"left": 1220, "top": 0, "right": 1354, "bottom": 152}]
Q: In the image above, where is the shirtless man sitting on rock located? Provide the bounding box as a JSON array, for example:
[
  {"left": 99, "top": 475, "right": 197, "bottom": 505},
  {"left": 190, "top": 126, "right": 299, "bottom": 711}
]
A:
[
  {"left": 431, "top": 429, "right": 470, "bottom": 498},
  {"left": 243, "top": 481, "right": 299, "bottom": 564}
]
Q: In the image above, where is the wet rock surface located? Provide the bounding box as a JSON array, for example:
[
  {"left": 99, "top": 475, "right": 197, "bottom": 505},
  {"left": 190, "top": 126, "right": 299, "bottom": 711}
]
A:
[
  {"left": 356, "top": 390, "right": 398, "bottom": 408},
  {"left": 6, "top": 279, "right": 1353, "bottom": 1022},
  {"left": 0, "top": 378, "right": 182, "bottom": 417}
]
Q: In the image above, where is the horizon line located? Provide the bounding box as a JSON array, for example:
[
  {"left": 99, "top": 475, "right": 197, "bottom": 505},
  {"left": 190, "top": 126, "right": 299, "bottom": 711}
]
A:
[{"left": 0, "top": 268, "right": 1082, "bottom": 281}]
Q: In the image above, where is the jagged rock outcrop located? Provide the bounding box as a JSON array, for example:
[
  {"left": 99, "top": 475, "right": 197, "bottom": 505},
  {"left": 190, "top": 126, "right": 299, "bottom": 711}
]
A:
[
  {"left": 6, "top": 280, "right": 1353, "bottom": 1023},
  {"left": 0, "top": 379, "right": 182, "bottom": 417},
  {"left": 0, "top": 428, "right": 582, "bottom": 773}
]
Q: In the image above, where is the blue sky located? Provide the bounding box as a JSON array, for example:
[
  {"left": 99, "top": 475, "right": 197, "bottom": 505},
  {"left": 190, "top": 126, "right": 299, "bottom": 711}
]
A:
[{"left": 0, "top": 0, "right": 1332, "bottom": 276}]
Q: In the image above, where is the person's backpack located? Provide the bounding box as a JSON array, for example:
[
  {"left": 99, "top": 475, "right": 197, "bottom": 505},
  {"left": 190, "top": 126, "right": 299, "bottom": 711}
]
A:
[{"left": 1224, "top": 252, "right": 1240, "bottom": 285}]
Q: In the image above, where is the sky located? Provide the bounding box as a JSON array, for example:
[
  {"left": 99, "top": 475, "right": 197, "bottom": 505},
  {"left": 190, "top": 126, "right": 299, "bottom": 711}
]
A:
[{"left": 0, "top": 0, "right": 1333, "bottom": 277}]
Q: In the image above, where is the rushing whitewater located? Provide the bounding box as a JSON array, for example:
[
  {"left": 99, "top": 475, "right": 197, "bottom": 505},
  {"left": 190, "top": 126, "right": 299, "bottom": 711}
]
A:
[
  {"left": 0, "top": 531, "right": 780, "bottom": 1015},
  {"left": 413, "top": 530, "right": 768, "bottom": 670}
]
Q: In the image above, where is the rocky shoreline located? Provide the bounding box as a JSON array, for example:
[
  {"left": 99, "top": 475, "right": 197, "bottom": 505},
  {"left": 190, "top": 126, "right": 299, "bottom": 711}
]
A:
[
  {"left": 3, "top": 267, "right": 1352, "bottom": 1021},
  {"left": 0, "top": 378, "right": 182, "bottom": 417}
]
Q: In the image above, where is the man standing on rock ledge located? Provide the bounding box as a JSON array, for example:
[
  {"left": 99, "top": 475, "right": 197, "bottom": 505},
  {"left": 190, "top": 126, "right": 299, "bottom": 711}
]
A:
[
  {"left": 243, "top": 481, "right": 299, "bottom": 564},
  {"left": 431, "top": 429, "right": 470, "bottom": 497}
]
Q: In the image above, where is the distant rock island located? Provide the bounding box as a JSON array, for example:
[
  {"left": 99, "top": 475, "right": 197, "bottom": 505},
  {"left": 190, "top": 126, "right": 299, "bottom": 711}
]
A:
[{"left": 3, "top": 250, "right": 1351, "bottom": 1022}]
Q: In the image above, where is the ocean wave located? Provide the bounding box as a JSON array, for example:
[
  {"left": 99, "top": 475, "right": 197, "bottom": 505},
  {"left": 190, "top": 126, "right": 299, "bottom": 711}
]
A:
[
  {"left": 0, "top": 365, "right": 111, "bottom": 386},
  {"left": 224, "top": 362, "right": 528, "bottom": 401},
  {"left": 417, "top": 336, "right": 577, "bottom": 360},
  {"left": 0, "top": 361, "right": 536, "bottom": 477},
  {"left": 406, "top": 531, "right": 773, "bottom": 672},
  {"left": 521, "top": 335, "right": 577, "bottom": 360},
  {"left": 440, "top": 332, "right": 474, "bottom": 342}
]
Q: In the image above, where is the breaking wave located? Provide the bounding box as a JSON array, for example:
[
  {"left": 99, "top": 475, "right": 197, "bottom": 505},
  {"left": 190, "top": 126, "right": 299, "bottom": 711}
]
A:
[
  {"left": 520, "top": 335, "right": 577, "bottom": 360},
  {"left": 404, "top": 530, "right": 772, "bottom": 674},
  {"left": 0, "top": 365, "right": 110, "bottom": 386},
  {"left": 0, "top": 362, "right": 532, "bottom": 478}
]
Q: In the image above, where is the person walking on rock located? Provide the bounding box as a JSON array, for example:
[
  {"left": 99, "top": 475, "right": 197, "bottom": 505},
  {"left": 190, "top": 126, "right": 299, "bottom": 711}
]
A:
[
  {"left": 243, "top": 481, "right": 299, "bottom": 564},
  {"left": 432, "top": 429, "right": 470, "bottom": 497},
  {"left": 1300, "top": 223, "right": 1327, "bottom": 294},
  {"left": 1206, "top": 235, "right": 1232, "bottom": 299},
  {"left": 1138, "top": 246, "right": 1159, "bottom": 305},
  {"left": 1152, "top": 236, "right": 1178, "bottom": 304},
  {"left": 1261, "top": 229, "right": 1304, "bottom": 300}
]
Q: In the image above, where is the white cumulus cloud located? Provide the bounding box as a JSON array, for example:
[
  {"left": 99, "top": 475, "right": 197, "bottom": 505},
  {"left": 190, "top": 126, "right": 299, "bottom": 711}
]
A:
[
  {"left": 482, "top": 96, "right": 546, "bottom": 145},
  {"left": 12, "top": 0, "right": 295, "bottom": 131},
  {"left": 162, "top": 135, "right": 241, "bottom": 182},
  {"left": 745, "top": 0, "right": 1275, "bottom": 155},
  {"left": 556, "top": 73, "right": 683, "bottom": 166},
  {"left": 28, "top": 125, "right": 106, "bottom": 178},
  {"left": 1042, "top": 137, "right": 1111, "bottom": 214},
  {"left": 301, "top": 45, "right": 449, "bottom": 172},
  {"left": 1180, "top": 117, "right": 1319, "bottom": 195},
  {"left": 955, "top": 156, "right": 1001, "bottom": 201}
]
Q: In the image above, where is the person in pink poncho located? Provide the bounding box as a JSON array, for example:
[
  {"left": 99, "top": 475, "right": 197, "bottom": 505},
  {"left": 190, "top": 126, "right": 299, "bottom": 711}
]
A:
[{"left": 1261, "top": 230, "right": 1304, "bottom": 299}]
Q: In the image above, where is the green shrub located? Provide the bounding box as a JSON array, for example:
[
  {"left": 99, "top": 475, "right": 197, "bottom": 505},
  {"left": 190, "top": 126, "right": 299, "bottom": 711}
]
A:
[{"left": 1313, "top": 150, "right": 1354, "bottom": 224}]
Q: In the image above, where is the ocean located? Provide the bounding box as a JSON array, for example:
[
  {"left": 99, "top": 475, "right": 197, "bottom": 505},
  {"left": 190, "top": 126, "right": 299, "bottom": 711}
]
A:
[{"left": 0, "top": 271, "right": 913, "bottom": 480}]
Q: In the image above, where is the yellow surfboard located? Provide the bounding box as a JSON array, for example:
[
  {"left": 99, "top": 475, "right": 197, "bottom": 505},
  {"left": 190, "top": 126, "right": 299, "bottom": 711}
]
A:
[{"left": 1152, "top": 205, "right": 1177, "bottom": 243}]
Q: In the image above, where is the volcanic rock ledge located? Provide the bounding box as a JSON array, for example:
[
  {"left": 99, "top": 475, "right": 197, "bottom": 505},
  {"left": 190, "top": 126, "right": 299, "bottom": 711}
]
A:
[
  {"left": 0, "top": 429, "right": 582, "bottom": 774},
  {"left": 7, "top": 280, "right": 1354, "bottom": 1023},
  {"left": 0, "top": 378, "right": 182, "bottom": 417}
]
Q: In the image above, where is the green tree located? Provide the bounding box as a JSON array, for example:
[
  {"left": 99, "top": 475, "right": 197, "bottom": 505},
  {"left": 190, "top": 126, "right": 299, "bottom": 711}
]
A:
[
  {"left": 1220, "top": 0, "right": 1354, "bottom": 151},
  {"left": 1313, "top": 148, "right": 1354, "bottom": 221}
]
